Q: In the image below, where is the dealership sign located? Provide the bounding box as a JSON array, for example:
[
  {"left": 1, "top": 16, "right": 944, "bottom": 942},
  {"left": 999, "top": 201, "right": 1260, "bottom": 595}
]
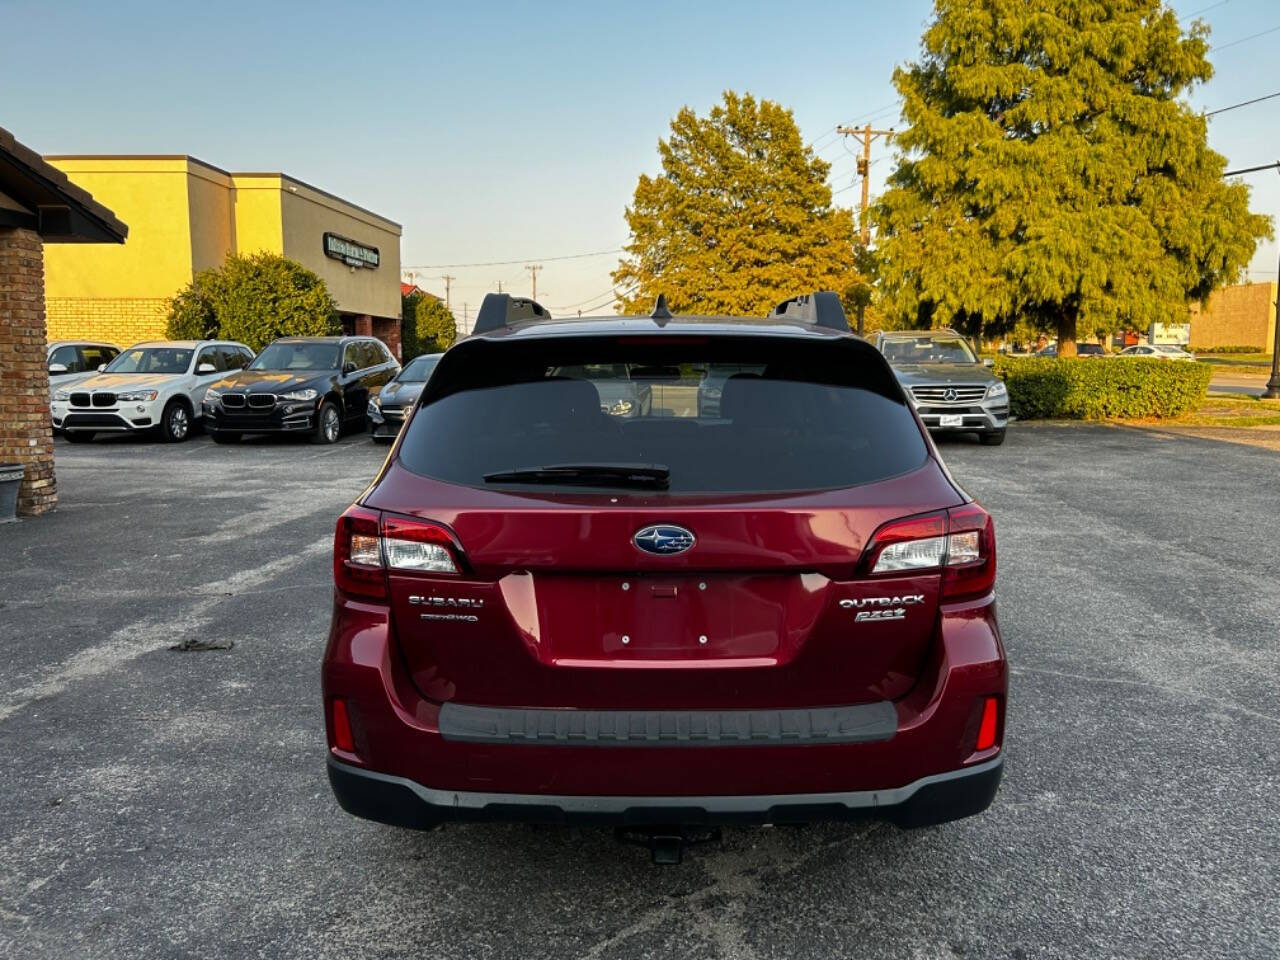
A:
[{"left": 323, "top": 232, "right": 380, "bottom": 269}]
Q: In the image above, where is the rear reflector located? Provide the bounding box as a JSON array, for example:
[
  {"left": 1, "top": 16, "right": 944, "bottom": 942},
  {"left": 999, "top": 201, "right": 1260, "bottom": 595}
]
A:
[
  {"left": 333, "top": 505, "right": 464, "bottom": 599},
  {"left": 975, "top": 696, "right": 1000, "bottom": 751},
  {"left": 331, "top": 698, "right": 355, "bottom": 753}
]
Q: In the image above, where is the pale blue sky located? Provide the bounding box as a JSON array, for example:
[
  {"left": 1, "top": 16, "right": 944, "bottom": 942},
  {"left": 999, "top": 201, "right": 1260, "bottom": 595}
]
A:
[{"left": 5, "top": 0, "right": 1277, "bottom": 317}]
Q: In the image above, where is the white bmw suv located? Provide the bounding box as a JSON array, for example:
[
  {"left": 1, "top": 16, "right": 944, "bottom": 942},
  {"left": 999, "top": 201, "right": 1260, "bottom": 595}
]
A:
[{"left": 53, "top": 340, "right": 255, "bottom": 443}]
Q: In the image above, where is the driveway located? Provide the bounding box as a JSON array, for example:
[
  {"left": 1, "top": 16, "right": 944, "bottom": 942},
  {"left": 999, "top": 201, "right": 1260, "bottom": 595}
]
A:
[{"left": 1, "top": 426, "right": 1277, "bottom": 959}]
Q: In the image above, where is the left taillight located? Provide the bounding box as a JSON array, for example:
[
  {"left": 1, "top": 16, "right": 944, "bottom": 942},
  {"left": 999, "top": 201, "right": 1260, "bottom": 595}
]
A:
[
  {"left": 333, "top": 505, "right": 463, "bottom": 599},
  {"left": 334, "top": 505, "right": 387, "bottom": 599},
  {"left": 862, "top": 503, "right": 996, "bottom": 602}
]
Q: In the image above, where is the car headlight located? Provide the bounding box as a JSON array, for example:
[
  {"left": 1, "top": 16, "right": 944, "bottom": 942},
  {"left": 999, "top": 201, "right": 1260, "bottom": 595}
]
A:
[
  {"left": 280, "top": 388, "right": 319, "bottom": 402},
  {"left": 204, "top": 388, "right": 221, "bottom": 403},
  {"left": 605, "top": 399, "right": 634, "bottom": 416},
  {"left": 117, "top": 390, "right": 158, "bottom": 402},
  {"left": 53, "top": 389, "right": 69, "bottom": 402},
  {"left": 987, "top": 381, "right": 1007, "bottom": 399},
  {"left": 369, "top": 394, "right": 382, "bottom": 409}
]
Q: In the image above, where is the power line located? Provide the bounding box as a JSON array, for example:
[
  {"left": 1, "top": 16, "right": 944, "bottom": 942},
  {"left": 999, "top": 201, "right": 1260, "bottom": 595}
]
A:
[
  {"left": 403, "top": 246, "right": 624, "bottom": 269},
  {"left": 1187, "top": 0, "right": 1230, "bottom": 17},
  {"left": 1205, "top": 90, "right": 1280, "bottom": 116},
  {"left": 1212, "top": 23, "right": 1280, "bottom": 51}
]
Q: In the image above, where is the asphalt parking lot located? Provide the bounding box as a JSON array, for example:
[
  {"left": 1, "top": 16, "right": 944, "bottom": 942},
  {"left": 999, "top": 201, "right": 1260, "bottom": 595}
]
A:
[{"left": 2, "top": 425, "right": 1278, "bottom": 959}]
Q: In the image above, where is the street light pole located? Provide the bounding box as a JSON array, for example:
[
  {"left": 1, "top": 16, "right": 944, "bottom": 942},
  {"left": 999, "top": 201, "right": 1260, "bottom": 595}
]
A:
[{"left": 1265, "top": 248, "right": 1280, "bottom": 399}]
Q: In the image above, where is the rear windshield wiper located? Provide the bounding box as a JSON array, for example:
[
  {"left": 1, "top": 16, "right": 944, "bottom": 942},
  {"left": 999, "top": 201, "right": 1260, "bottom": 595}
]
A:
[{"left": 483, "top": 463, "right": 670, "bottom": 490}]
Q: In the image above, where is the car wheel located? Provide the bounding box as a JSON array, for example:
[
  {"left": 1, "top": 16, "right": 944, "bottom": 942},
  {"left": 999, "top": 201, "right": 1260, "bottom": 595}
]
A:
[
  {"left": 210, "top": 430, "right": 241, "bottom": 445},
  {"left": 159, "top": 400, "right": 191, "bottom": 442},
  {"left": 64, "top": 431, "right": 95, "bottom": 444},
  {"left": 312, "top": 400, "right": 341, "bottom": 444},
  {"left": 979, "top": 429, "right": 1006, "bottom": 446}
]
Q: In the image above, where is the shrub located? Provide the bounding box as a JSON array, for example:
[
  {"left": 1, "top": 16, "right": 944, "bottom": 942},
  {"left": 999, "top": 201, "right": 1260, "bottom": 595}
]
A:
[
  {"left": 1191, "top": 345, "right": 1264, "bottom": 354},
  {"left": 992, "top": 356, "right": 1212, "bottom": 420},
  {"left": 164, "top": 268, "right": 223, "bottom": 341},
  {"left": 406, "top": 294, "right": 458, "bottom": 359},
  {"left": 164, "top": 252, "right": 339, "bottom": 352}
]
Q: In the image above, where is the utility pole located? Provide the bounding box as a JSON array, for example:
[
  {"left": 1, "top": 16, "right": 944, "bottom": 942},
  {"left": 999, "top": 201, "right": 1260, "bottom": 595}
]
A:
[
  {"left": 440, "top": 274, "right": 455, "bottom": 309},
  {"left": 461, "top": 302, "right": 468, "bottom": 336},
  {"left": 837, "top": 123, "right": 895, "bottom": 336},
  {"left": 496, "top": 280, "right": 504, "bottom": 293},
  {"left": 525, "top": 264, "right": 542, "bottom": 300}
]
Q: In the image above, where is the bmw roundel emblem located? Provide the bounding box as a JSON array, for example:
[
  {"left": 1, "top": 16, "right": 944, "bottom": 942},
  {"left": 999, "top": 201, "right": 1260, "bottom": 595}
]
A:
[{"left": 633, "top": 524, "right": 696, "bottom": 556}]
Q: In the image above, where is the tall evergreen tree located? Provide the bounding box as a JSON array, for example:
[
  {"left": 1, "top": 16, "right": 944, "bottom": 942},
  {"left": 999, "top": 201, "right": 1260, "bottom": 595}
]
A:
[
  {"left": 613, "top": 92, "right": 863, "bottom": 317},
  {"left": 875, "top": 0, "right": 1271, "bottom": 355}
]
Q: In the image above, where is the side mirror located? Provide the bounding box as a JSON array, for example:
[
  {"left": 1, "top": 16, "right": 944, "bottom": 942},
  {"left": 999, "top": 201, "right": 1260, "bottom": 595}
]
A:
[
  {"left": 197, "top": 362, "right": 217, "bottom": 374},
  {"left": 48, "top": 362, "right": 69, "bottom": 374},
  {"left": 97, "top": 363, "right": 107, "bottom": 372},
  {"left": 983, "top": 357, "right": 994, "bottom": 367},
  {"left": 343, "top": 362, "right": 358, "bottom": 375}
]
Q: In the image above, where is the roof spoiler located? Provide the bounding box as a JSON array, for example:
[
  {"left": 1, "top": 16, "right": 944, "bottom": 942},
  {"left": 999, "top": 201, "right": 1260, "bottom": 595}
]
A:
[
  {"left": 472, "top": 293, "right": 551, "bottom": 335},
  {"left": 768, "top": 291, "right": 849, "bottom": 333}
]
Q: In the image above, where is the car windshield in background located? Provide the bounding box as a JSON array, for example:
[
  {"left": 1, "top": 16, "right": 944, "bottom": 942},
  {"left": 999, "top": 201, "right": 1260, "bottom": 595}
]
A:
[
  {"left": 399, "top": 339, "right": 926, "bottom": 494},
  {"left": 250, "top": 342, "right": 340, "bottom": 371},
  {"left": 104, "top": 347, "right": 193, "bottom": 374},
  {"left": 397, "top": 355, "right": 440, "bottom": 383},
  {"left": 881, "top": 337, "right": 977, "bottom": 365}
]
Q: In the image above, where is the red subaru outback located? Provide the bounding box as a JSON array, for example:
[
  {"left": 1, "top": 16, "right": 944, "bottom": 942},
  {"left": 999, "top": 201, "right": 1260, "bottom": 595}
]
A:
[{"left": 323, "top": 292, "right": 1006, "bottom": 839}]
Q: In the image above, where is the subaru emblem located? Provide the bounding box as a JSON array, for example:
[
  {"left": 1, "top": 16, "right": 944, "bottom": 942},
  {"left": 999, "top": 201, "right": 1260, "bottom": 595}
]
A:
[{"left": 633, "top": 524, "right": 696, "bottom": 556}]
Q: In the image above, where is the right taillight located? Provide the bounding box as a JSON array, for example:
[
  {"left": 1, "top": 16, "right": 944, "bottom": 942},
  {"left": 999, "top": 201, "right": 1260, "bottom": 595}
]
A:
[
  {"left": 333, "top": 505, "right": 464, "bottom": 599},
  {"left": 864, "top": 503, "right": 996, "bottom": 602}
]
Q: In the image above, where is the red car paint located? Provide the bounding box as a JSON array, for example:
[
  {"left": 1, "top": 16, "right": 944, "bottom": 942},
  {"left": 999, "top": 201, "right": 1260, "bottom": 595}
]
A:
[{"left": 323, "top": 311, "right": 1006, "bottom": 828}]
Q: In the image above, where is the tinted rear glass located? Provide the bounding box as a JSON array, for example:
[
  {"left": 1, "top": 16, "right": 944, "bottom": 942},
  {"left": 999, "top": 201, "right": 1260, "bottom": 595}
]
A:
[{"left": 398, "top": 336, "right": 927, "bottom": 494}]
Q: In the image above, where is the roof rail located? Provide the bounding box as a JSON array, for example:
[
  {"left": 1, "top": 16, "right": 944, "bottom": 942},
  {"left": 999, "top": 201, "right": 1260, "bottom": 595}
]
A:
[
  {"left": 768, "top": 291, "right": 849, "bottom": 333},
  {"left": 472, "top": 293, "right": 551, "bottom": 335}
]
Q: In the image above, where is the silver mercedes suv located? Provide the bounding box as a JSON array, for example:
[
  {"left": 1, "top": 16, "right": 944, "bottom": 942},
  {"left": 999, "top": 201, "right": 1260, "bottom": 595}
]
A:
[{"left": 875, "top": 330, "right": 1009, "bottom": 446}]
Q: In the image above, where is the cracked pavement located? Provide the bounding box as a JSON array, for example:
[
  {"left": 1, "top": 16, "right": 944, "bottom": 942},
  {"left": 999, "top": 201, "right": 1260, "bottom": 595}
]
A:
[{"left": 1, "top": 424, "right": 1277, "bottom": 959}]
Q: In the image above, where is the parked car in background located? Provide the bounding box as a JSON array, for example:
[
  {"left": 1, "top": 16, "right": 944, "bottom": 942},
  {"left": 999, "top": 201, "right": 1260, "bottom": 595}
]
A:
[
  {"left": 369, "top": 353, "right": 441, "bottom": 441},
  {"left": 203, "top": 336, "right": 399, "bottom": 445},
  {"left": 52, "top": 340, "right": 253, "bottom": 443},
  {"left": 1119, "top": 344, "right": 1196, "bottom": 361},
  {"left": 1036, "top": 342, "right": 1107, "bottom": 358},
  {"left": 875, "top": 330, "right": 1009, "bottom": 445},
  {"left": 46, "top": 341, "right": 120, "bottom": 400},
  {"left": 324, "top": 291, "right": 1006, "bottom": 855}
]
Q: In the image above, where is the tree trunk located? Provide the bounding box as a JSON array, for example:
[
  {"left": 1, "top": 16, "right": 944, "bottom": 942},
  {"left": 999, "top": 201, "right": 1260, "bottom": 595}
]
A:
[{"left": 1056, "top": 311, "right": 1078, "bottom": 358}]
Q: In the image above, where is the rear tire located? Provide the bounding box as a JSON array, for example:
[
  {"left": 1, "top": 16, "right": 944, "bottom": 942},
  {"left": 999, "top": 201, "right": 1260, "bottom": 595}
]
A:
[
  {"left": 979, "top": 429, "right": 1006, "bottom": 446},
  {"left": 160, "top": 400, "right": 192, "bottom": 443},
  {"left": 64, "top": 431, "right": 95, "bottom": 443},
  {"left": 210, "top": 430, "right": 241, "bottom": 445},
  {"left": 312, "top": 401, "right": 341, "bottom": 445}
]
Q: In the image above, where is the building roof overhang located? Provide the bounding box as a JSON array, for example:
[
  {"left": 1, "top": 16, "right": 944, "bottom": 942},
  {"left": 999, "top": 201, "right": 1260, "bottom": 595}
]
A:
[{"left": 0, "top": 128, "right": 127, "bottom": 244}]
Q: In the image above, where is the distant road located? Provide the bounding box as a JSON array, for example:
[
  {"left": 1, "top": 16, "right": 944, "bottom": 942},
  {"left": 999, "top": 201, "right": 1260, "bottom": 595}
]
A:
[{"left": 1209, "top": 368, "right": 1270, "bottom": 397}]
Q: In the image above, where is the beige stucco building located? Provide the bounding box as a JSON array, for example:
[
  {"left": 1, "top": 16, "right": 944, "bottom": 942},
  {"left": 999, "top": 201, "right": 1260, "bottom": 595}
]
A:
[{"left": 41, "top": 156, "right": 403, "bottom": 353}]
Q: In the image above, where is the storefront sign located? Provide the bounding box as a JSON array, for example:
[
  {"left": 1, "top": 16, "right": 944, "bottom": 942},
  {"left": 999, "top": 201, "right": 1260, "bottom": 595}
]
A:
[{"left": 323, "top": 232, "right": 380, "bottom": 269}]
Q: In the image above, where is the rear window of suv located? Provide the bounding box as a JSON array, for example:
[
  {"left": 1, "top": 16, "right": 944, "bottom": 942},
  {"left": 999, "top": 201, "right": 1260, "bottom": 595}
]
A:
[{"left": 398, "top": 335, "right": 927, "bottom": 494}]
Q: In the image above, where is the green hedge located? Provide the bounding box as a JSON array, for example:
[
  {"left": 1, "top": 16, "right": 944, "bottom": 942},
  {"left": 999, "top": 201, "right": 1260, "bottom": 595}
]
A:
[
  {"left": 1192, "top": 345, "right": 1263, "bottom": 354},
  {"left": 992, "top": 356, "right": 1212, "bottom": 420}
]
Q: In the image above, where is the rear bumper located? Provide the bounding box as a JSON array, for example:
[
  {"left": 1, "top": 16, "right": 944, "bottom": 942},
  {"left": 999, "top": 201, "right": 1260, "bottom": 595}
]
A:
[
  {"left": 327, "top": 754, "right": 1003, "bottom": 829},
  {"left": 323, "top": 589, "right": 1007, "bottom": 826}
]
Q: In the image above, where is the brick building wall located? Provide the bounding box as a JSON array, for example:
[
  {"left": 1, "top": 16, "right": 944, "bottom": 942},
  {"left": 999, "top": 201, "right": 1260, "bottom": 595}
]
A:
[
  {"left": 1189, "top": 282, "right": 1277, "bottom": 352},
  {"left": 0, "top": 227, "right": 57, "bottom": 515},
  {"left": 45, "top": 296, "right": 169, "bottom": 346}
]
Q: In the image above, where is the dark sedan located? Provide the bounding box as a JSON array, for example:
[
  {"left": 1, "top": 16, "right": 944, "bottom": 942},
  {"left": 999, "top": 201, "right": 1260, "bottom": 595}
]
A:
[
  {"left": 203, "top": 336, "right": 399, "bottom": 444},
  {"left": 368, "top": 353, "right": 441, "bottom": 441}
]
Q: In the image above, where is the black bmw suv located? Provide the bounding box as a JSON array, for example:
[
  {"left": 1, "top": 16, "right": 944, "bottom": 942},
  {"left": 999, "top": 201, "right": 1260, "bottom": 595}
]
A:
[{"left": 203, "top": 336, "right": 399, "bottom": 444}]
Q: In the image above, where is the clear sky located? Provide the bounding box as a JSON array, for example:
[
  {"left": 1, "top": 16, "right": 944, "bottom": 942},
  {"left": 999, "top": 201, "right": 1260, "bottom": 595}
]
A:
[{"left": 5, "top": 0, "right": 1278, "bottom": 323}]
